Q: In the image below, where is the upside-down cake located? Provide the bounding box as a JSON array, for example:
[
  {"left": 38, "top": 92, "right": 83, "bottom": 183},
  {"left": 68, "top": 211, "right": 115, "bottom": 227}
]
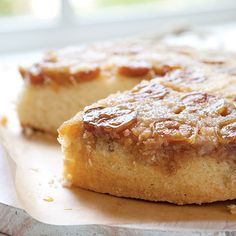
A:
[
  {"left": 59, "top": 78, "right": 236, "bottom": 204},
  {"left": 17, "top": 39, "right": 236, "bottom": 135}
]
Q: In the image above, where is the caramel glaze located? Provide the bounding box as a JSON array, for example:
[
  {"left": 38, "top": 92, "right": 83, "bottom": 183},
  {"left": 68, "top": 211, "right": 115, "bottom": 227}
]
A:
[
  {"left": 80, "top": 79, "right": 236, "bottom": 168},
  {"left": 19, "top": 39, "right": 236, "bottom": 86}
]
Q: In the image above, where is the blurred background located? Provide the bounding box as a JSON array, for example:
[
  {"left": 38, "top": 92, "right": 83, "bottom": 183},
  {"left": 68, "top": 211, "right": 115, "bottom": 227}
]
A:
[{"left": 1, "top": 0, "right": 236, "bottom": 53}]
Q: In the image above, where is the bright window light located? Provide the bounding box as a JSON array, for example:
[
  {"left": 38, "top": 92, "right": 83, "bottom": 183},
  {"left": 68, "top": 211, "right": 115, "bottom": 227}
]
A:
[
  {"left": 69, "top": 0, "right": 232, "bottom": 18},
  {"left": 0, "top": 0, "right": 60, "bottom": 20},
  {"left": 0, "top": 0, "right": 236, "bottom": 52},
  {"left": 31, "top": 0, "right": 60, "bottom": 20}
]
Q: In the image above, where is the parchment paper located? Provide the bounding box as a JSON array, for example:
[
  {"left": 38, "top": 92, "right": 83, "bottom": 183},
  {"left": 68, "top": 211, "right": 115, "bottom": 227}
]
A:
[
  {"left": 0, "top": 144, "right": 20, "bottom": 208},
  {"left": 2, "top": 127, "right": 236, "bottom": 230},
  {"left": 1, "top": 49, "right": 236, "bottom": 231}
]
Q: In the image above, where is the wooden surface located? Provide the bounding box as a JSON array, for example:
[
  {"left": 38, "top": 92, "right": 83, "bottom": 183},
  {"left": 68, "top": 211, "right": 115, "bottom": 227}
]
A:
[{"left": 1, "top": 201, "right": 236, "bottom": 236}]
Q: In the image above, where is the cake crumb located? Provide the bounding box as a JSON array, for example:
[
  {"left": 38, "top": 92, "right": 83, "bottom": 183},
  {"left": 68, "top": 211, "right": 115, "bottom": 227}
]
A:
[
  {"left": 48, "top": 179, "right": 55, "bottom": 185},
  {"left": 0, "top": 116, "right": 8, "bottom": 126},
  {"left": 23, "top": 127, "right": 34, "bottom": 137},
  {"left": 43, "top": 196, "right": 54, "bottom": 202},
  {"left": 60, "top": 175, "right": 72, "bottom": 187},
  {"left": 227, "top": 204, "right": 236, "bottom": 214}
]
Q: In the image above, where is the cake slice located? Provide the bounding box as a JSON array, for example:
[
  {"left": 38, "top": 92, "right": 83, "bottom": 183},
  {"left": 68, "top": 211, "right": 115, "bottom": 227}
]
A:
[
  {"left": 17, "top": 39, "right": 236, "bottom": 135},
  {"left": 59, "top": 78, "right": 236, "bottom": 205}
]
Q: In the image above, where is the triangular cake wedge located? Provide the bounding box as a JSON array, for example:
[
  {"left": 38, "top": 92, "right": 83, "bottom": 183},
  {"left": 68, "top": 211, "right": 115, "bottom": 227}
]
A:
[
  {"left": 17, "top": 39, "right": 236, "bottom": 135},
  {"left": 58, "top": 78, "right": 236, "bottom": 205}
]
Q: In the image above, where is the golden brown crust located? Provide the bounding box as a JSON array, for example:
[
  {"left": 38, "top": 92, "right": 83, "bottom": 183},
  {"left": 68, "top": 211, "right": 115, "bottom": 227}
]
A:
[
  {"left": 59, "top": 110, "right": 236, "bottom": 205},
  {"left": 65, "top": 80, "right": 236, "bottom": 163},
  {"left": 19, "top": 39, "right": 236, "bottom": 86},
  {"left": 58, "top": 77, "right": 236, "bottom": 204}
]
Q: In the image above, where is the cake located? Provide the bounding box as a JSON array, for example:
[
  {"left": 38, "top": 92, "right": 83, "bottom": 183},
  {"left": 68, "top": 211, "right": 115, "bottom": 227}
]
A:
[
  {"left": 59, "top": 47, "right": 236, "bottom": 205},
  {"left": 58, "top": 78, "right": 236, "bottom": 205},
  {"left": 17, "top": 39, "right": 236, "bottom": 135}
]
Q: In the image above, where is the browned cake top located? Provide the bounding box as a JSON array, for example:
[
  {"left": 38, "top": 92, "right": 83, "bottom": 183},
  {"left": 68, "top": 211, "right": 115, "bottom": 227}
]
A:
[
  {"left": 156, "top": 66, "right": 236, "bottom": 100},
  {"left": 73, "top": 79, "right": 236, "bottom": 162},
  {"left": 19, "top": 39, "right": 236, "bottom": 86}
]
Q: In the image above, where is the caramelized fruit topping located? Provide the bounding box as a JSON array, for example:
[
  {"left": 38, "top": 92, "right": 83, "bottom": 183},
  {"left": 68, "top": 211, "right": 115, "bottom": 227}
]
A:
[
  {"left": 153, "top": 64, "right": 181, "bottom": 76},
  {"left": 133, "top": 83, "right": 169, "bottom": 100},
  {"left": 19, "top": 63, "right": 100, "bottom": 85},
  {"left": 118, "top": 61, "right": 151, "bottom": 77},
  {"left": 167, "top": 69, "right": 206, "bottom": 84},
  {"left": 153, "top": 119, "right": 196, "bottom": 142},
  {"left": 220, "top": 121, "right": 236, "bottom": 142},
  {"left": 181, "top": 93, "right": 209, "bottom": 104},
  {"left": 83, "top": 106, "right": 137, "bottom": 134}
]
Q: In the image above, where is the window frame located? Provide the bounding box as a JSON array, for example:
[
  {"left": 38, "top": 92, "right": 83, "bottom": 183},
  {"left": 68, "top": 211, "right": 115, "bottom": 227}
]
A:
[{"left": 0, "top": 0, "right": 236, "bottom": 54}]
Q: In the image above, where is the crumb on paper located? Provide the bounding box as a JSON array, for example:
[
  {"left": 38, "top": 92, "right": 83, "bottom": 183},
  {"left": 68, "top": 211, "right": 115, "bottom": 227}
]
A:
[
  {"left": 227, "top": 204, "right": 236, "bottom": 214},
  {"left": 64, "top": 208, "right": 72, "bottom": 211},
  {"left": 43, "top": 196, "right": 54, "bottom": 202},
  {"left": 23, "top": 127, "right": 34, "bottom": 137},
  {"left": 48, "top": 178, "right": 59, "bottom": 189},
  {"left": 30, "top": 168, "right": 39, "bottom": 172},
  {"left": 48, "top": 179, "right": 55, "bottom": 185},
  {"left": 60, "top": 174, "right": 72, "bottom": 188},
  {"left": 0, "top": 116, "right": 8, "bottom": 126}
]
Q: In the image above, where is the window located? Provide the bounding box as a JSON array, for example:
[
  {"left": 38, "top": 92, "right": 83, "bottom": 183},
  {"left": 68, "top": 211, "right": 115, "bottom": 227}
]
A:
[
  {"left": 0, "top": 0, "right": 60, "bottom": 30},
  {"left": 71, "top": 0, "right": 236, "bottom": 21},
  {"left": 0, "top": 0, "right": 236, "bottom": 53},
  {"left": 0, "top": 0, "right": 59, "bottom": 19}
]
